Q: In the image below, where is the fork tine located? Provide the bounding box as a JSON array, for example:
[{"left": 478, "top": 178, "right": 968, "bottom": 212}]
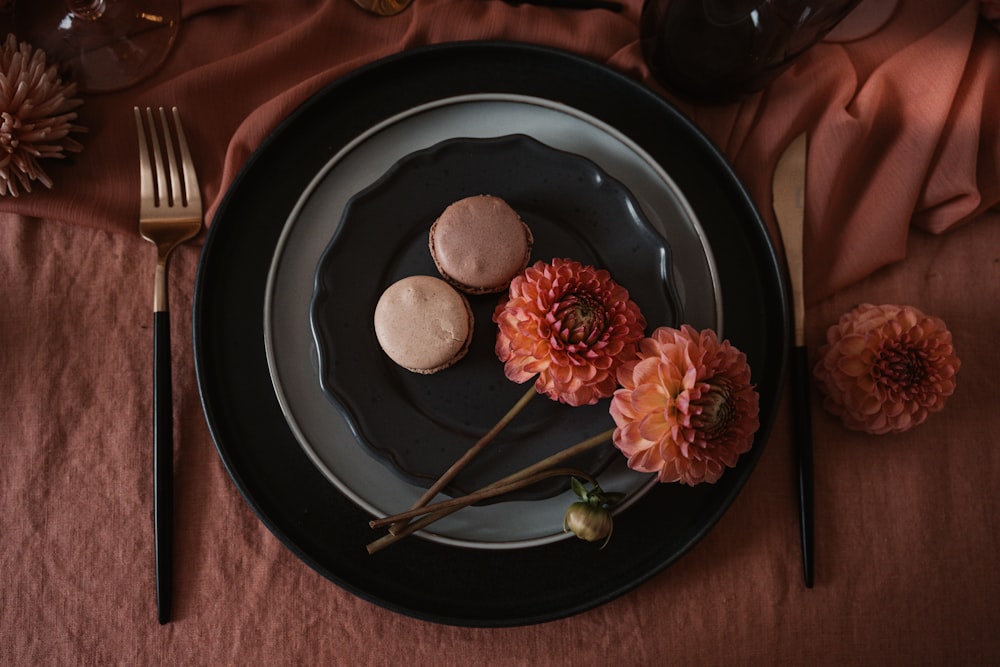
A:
[
  {"left": 134, "top": 107, "right": 156, "bottom": 208},
  {"left": 144, "top": 107, "right": 168, "bottom": 208},
  {"left": 169, "top": 107, "right": 200, "bottom": 211},
  {"left": 157, "top": 107, "right": 182, "bottom": 207}
]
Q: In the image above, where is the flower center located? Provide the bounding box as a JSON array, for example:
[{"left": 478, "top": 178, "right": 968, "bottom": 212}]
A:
[
  {"left": 552, "top": 292, "right": 607, "bottom": 346},
  {"left": 873, "top": 343, "right": 928, "bottom": 394},
  {"left": 695, "top": 380, "right": 736, "bottom": 439}
]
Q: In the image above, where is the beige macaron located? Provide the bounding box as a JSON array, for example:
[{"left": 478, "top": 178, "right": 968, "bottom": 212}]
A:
[
  {"left": 373, "top": 275, "right": 474, "bottom": 374},
  {"left": 429, "top": 195, "right": 533, "bottom": 294}
]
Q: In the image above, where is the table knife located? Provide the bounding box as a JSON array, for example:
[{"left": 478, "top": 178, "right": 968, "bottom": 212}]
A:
[{"left": 772, "top": 132, "right": 814, "bottom": 588}]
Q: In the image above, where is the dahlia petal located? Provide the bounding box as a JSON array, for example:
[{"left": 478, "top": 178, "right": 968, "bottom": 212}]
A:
[
  {"left": 637, "top": 411, "right": 670, "bottom": 443},
  {"left": 548, "top": 362, "right": 572, "bottom": 384},
  {"left": 610, "top": 391, "right": 629, "bottom": 418},
  {"left": 627, "top": 357, "right": 659, "bottom": 387},
  {"left": 630, "top": 382, "right": 667, "bottom": 414},
  {"left": 613, "top": 422, "right": 648, "bottom": 455},
  {"left": 629, "top": 440, "right": 665, "bottom": 468}
]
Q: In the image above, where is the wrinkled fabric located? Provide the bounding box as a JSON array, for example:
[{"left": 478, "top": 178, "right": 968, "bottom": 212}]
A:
[
  {"left": 1, "top": 1, "right": 999, "bottom": 664},
  {"left": 4, "top": 0, "right": 997, "bottom": 300}
]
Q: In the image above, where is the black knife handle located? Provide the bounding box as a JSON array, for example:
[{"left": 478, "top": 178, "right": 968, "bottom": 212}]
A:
[
  {"left": 154, "top": 310, "right": 173, "bottom": 623},
  {"left": 791, "top": 344, "right": 815, "bottom": 588}
]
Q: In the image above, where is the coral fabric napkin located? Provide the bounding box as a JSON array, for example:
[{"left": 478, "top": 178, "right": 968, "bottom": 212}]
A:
[{"left": 1, "top": 0, "right": 999, "bottom": 664}]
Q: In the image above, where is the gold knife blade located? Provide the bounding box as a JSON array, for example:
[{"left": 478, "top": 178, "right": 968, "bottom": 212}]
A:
[
  {"left": 772, "top": 131, "right": 814, "bottom": 588},
  {"left": 773, "top": 132, "right": 808, "bottom": 347}
]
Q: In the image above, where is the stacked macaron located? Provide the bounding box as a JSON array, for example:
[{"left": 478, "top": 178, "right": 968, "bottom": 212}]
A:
[{"left": 374, "top": 195, "right": 533, "bottom": 374}]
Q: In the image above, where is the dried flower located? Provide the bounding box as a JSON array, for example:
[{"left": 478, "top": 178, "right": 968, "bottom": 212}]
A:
[
  {"left": 562, "top": 477, "right": 625, "bottom": 547},
  {"left": 813, "top": 303, "right": 960, "bottom": 435},
  {"left": 493, "top": 258, "right": 647, "bottom": 407},
  {"left": 0, "top": 34, "right": 85, "bottom": 197},
  {"left": 610, "top": 325, "right": 760, "bottom": 485}
]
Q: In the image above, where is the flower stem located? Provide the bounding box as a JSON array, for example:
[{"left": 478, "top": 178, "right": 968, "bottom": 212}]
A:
[
  {"left": 369, "top": 467, "right": 596, "bottom": 529},
  {"left": 388, "top": 384, "right": 537, "bottom": 534},
  {"left": 367, "top": 427, "right": 615, "bottom": 554}
]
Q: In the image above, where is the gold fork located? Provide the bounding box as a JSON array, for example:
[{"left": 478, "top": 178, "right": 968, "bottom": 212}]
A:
[{"left": 134, "top": 106, "right": 202, "bottom": 624}]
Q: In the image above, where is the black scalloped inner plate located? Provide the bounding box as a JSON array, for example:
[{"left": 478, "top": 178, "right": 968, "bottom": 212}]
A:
[
  {"left": 310, "top": 135, "right": 679, "bottom": 500},
  {"left": 194, "top": 42, "right": 788, "bottom": 627}
]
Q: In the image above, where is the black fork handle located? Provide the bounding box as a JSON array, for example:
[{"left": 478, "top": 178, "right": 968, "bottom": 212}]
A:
[{"left": 154, "top": 310, "right": 173, "bottom": 624}]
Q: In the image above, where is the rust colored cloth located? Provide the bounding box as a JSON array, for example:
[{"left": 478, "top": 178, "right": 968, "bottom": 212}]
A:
[{"left": 1, "top": 0, "right": 999, "bottom": 664}]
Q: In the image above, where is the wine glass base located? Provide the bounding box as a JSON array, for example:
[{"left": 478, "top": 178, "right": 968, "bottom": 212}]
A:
[
  {"left": 353, "top": 0, "right": 413, "bottom": 17},
  {"left": 823, "top": 0, "right": 898, "bottom": 43},
  {"left": 14, "top": 0, "right": 180, "bottom": 93}
]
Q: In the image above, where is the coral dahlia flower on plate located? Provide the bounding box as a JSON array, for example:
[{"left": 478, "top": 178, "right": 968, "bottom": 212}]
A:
[
  {"left": 610, "top": 325, "right": 760, "bottom": 485},
  {"left": 813, "top": 303, "right": 960, "bottom": 435},
  {"left": 493, "top": 258, "right": 647, "bottom": 407}
]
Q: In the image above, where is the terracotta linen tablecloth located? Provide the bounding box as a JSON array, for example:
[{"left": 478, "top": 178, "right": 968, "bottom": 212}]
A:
[{"left": 2, "top": 0, "right": 999, "bottom": 663}]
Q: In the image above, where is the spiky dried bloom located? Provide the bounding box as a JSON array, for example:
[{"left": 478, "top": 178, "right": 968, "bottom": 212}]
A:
[{"left": 0, "top": 34, "right": 85, "bottom": 197}]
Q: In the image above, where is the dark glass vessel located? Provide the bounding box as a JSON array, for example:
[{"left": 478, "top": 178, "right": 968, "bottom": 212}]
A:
[{"left": 641, "top": 0, "right": 862, "bottom": 104}]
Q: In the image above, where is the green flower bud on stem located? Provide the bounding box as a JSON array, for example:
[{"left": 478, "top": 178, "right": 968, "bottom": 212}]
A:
[{"left": 562, "top": 477, "right": 625, "bottom": 548}]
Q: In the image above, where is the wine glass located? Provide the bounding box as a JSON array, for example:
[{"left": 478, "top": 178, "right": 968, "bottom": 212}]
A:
[
  {"left": 14, "top": 0, "right": 180, "bottom": 93},
  {"left": 353, "top": 0, "right": 413, "bottom": 16},
  {"left": 640, "top": 0, "right": 863, "bottom": 104}
]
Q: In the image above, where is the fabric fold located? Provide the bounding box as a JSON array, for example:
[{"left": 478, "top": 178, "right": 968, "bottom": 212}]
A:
[{"left": 0, "top": 0, "right": 996, "bottom": 304}]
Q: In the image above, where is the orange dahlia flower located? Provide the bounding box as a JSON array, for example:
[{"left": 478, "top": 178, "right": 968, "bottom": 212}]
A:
[
  {"left": 493, "top": 258, "right": 646, "bottom": 407},
  {"left": 813, "top": 303, "right": 960, "bottom": 435},
  {"left": 609, "top": 325, "right": 759, "bottom": 485}
]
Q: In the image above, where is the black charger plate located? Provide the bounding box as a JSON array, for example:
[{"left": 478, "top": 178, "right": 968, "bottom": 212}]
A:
[{"left": 193, "top": 42, "right": 788, "bottom": 627}]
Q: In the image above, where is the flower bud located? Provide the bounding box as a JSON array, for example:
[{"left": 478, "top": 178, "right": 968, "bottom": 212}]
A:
[
  {"left": 563, "top": 501, "right": 614, "bottom": 547},
  {"left": 561, "top": 478, "right": 624, "bottom": 548}
]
